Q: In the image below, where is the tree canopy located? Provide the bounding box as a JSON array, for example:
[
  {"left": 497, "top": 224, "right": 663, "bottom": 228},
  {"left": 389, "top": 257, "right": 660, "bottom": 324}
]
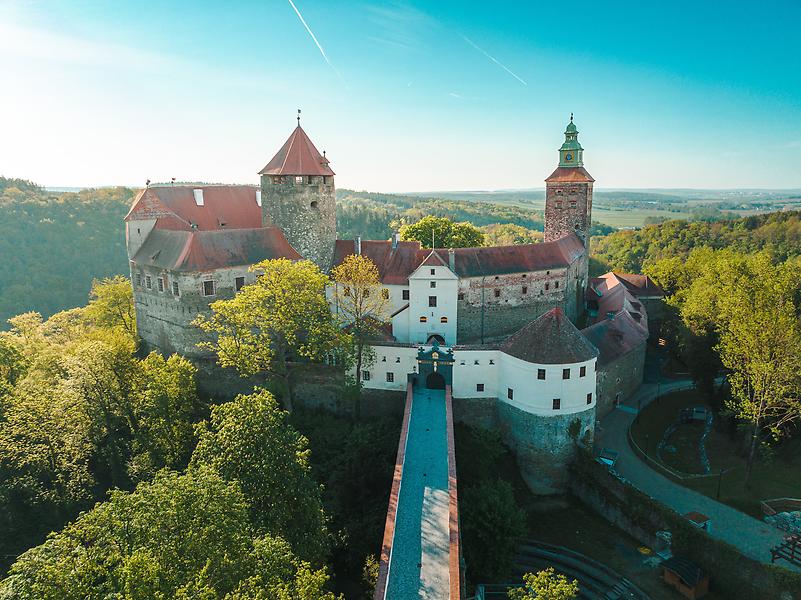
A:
[
  {"left": 195, "top": 258, "right": 351, "bottom": 411},
  {"left": 508, "top": 568, "right": 579, "bottom": 600},
  {"left": 191, "top": 389, "right": 329, "bottom": 564},
  {"left": 399, "top": 215, "right": 485, "bottom": 248}
]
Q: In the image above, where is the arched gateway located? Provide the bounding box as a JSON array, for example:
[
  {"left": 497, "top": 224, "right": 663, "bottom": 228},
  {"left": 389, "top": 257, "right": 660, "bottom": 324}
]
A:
[{"left": 425, "top": 371, "right": 446, "bottom": 389}]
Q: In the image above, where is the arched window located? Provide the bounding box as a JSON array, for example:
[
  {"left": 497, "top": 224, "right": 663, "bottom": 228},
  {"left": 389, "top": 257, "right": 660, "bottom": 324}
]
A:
[
  {"left": 440, "top": 316, "right": 448, "bottom": 323},
  {"left": 419, "top": 316, "right": 427, "bottom": 323}
]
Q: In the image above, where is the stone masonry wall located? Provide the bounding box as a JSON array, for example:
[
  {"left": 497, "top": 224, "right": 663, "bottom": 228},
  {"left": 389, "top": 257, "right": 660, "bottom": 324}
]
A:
[
  {"left": 132, "top": 262, "right": 256, "bottom": 359},
  {"left": 497, "top": 401, "right": 595, "bottom": 494},
  {"left": 544, "top": 181, "right": 593, "bottom": 248},
  {"left": 261, "top": 175, "right": 336, "bottom": 271},
  {"left": 594, "top": 341, "right": 646, "bottom": 419},
  {"left": 455, "top": 265, "right": 582, "bottom": 342}
]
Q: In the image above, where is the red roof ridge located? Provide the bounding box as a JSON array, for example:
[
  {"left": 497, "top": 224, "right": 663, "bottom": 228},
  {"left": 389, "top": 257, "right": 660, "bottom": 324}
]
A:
[{"left": 258, "top": 125, "right": 335, "bottom": 177}]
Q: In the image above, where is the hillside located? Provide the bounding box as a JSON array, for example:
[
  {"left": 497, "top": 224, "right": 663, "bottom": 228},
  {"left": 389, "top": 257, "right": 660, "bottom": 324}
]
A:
[
  {"left": 591, "top": 210, "right": 801, "bottom": 274},
  {"left": 0, "top": 178, "right": 134, "bottom": 326}
]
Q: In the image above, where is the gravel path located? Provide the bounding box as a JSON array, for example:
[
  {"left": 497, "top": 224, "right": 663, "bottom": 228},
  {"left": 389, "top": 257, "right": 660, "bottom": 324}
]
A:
[
  {"left": 385, "top": 388, "right": 452, "bottom": 598},
  {"left": 596, "top": 380, "right": 795, "bottom": 569}
]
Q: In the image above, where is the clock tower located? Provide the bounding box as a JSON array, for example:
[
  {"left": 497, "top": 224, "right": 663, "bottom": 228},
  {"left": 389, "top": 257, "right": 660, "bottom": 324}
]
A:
[{"left": 544, "top": 115, "right": 594, "bottom": 249}]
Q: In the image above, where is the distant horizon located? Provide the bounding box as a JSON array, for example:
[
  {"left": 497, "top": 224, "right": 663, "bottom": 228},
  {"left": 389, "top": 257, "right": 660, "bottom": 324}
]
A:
[{"left": 39, "top": 184, "right": 801, "bottom": 195}]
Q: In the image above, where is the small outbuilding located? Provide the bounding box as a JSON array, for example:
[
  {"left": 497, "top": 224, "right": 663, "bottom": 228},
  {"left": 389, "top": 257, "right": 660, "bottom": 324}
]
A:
[{"left": 662, "top": 556, "right": 709, "bottom": 599}]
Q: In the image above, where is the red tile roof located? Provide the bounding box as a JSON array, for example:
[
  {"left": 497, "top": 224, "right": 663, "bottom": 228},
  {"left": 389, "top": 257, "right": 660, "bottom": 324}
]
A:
[
  {"left": 501, "top": 307, "right": 599, "bottom": 364},
  {"left": 333, "top": 239, "right": 424, "bottom": 285},
  {"left": 612, "top": 273, "right": 664, "bottom": 298},
  {"left": 125, "top": 185, "right": 262, "bottom": 232},
  {"left": 581, "top": 310, "right": 648, "bottom": 366},
  {"left": 545, "top": 166, "right": 595, "bottom": 183},
  {"left": 132, "top": 227, "right": 300, "bottom": 272},
  {"left": 586, "top": 273, "right": 653, "bottom": 332},
  {"left": 258, "top": 126, "right": 335, "bottom": 177},
  {"left": 333, "top": 234, "right": 585, "bottom": 285}
]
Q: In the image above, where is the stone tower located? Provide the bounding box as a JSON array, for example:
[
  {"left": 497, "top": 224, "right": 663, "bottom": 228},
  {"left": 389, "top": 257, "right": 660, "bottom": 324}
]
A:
[
  {"left": 544, "top": 115, "right": 594, "bottom": 249},
  {"left": 259, "top": 122, "right": 336, "bottom": 271}
]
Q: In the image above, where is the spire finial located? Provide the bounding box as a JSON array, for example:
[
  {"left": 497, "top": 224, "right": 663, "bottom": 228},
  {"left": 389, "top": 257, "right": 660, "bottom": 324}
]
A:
[
  {"left": 297, "top": 108, "right": 301, "bottom": 126},
  {"left": 570, "top": 112, "right": 573, "bottom": 122}
]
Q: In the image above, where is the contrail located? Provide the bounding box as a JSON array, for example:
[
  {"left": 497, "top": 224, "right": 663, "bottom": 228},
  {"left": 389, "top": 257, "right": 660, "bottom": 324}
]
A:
[
  {"left": 461, "top": 35, "right": 527, "bottom": 86},
  {"left": 287, "top": 0, "right": 342, "bottom": 80}
]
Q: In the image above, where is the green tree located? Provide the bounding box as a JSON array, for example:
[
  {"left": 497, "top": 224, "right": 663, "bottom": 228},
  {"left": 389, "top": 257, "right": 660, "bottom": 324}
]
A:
[
  {"left": 677, "top": 251, "right": 801, "bottom": 485},
  {"left": 481, "top": 223, "right": 542, "bottom": 246},
  {"left": 399, "top": 215, "right": 484, "bottom": 248},
  {"left": 461, "top": 479, "right": 525, "bottom": 580},
  {"left": 508, "top": 568, "right": 579, "bottom": 600},
  {"left": 190, "top": 389, "right": 329, "bottom": 564},
  {"left": 195, "top": 258, "right": 349, "bottom": 411},
  {"left": 330, "top": 254, "right": 388, "bottom": 417},
  {"left": 83, "top": 275, "right": 137, "bottom": 340},
  {"left": 0, "top": 468, "right": 338, "bottom": 599}
]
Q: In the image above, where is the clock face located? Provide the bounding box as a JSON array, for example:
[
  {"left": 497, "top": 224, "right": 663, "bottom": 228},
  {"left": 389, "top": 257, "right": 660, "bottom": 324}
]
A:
[{"left": 565, "top": 153, "right": 573, "bottom": 162}]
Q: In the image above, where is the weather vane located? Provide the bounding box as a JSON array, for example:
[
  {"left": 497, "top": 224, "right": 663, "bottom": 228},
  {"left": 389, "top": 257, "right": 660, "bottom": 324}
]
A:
[
  {"left": 570, "top": 112, "right": 574, "bottom": 121},
  {"left": 297, "top": 108, "right": 301, "bottom": 126}
]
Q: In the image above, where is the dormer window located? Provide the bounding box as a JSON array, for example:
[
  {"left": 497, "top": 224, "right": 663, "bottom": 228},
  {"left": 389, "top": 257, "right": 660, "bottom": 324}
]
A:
[
  {"left": 430, "top": 269, "right": 435, "bottom": 275},
  {"left": 193, "top": 189, "right": 204, "bottom": 206}
]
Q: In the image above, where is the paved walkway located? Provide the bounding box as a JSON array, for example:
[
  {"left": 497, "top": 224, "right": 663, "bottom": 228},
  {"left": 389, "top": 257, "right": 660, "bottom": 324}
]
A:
[
  {"left": 597, "top": 380, "right": 796, "bottom": 569},
  {"left": 385, "top": 388, "right": 452, "bottom": 599}
]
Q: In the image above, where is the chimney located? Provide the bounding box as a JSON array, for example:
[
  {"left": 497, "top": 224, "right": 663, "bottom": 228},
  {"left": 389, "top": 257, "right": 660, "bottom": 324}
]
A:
[
  {"left": 391, "top": 231, "right": 400, "bottom": 250},
  {"left": 355, "top": 236, "right": 362, "bottom": 256},
  {"left": 448, "top": 248, "right": 455, "bottom": 272}
]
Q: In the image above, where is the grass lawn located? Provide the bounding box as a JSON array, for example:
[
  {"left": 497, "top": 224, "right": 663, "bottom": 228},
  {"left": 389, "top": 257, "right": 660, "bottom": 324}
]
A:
[{"left": 631, "top": 390, "right": 801, "bottom": 518}]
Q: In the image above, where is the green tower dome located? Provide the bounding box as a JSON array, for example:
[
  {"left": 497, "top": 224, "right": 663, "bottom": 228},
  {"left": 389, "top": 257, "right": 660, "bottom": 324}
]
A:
[{"left": 558, "top": 114, "right": 583, "bottom": 167}]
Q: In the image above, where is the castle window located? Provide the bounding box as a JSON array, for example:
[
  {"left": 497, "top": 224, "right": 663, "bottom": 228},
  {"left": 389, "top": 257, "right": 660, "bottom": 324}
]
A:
[
  {"left": 428, "top": 296, "right": 437, "bottom": 307},
  {"left": 522, "top": 273, "right": 527, "bottom": 278},
  {"left": 507, "top": 388, "right": 514, "bottom": 400},
  {"left": 538, "top": 368, "right": 546, "bottom": 380},
  {"left": 430, "top": 281, "right": 436, "bottom": 288},
  {"left": 135, "top": 273, "right": 142, "bottom": 287},
  {"left": 552, "top": 398, "right": 561, "bottom": 410},
  {"left": 580, "top": 366, "right": 586, "bottom": 377},
  {"left": 476, "top": 383, "right": 484, "bottom": 392},
  {"left": 563, "top": 368, "right": 570, "bottom": 380},
  {"left": 545, "top": 283, "right": 550, "bottom": 291},
  {"left": 546, "top": 271, "right": 550, "bottom": 275},
  {"left": 395, "top": 357, "right": 401, "bottom": 363},
  {"left": 295, "top": 176, "right": 303, "bottom": 184},
  {"left": 419, "top": 316, "right": 427, "bottom": 323},
  {"left": 458, "top": 292, "right": 465, "bottom": 300},
  {"left": 489, "top": 359, "right": 494, "bottom": 365},
  {"left": 235, "top": 276, "right": 245, "bottom": 292},
  {"left": 494, "top": 289, "right": 500, "bottom": 298},
  {"left": 381, "top": 288, "right": 389, "bottom": 299},
  {"left": 569, "top": 200, "right": 577, "bottom": 208},
  {"left": 430, "top": 269, "right": 436, "bottom": 275},
  {"left": 403, "top": 290, "right": 410, "bottom": 300},
  {"left": 522, "top": 286, "right": 528, "bottom": 294},
  {"left": 362, "top": 370, "right": 370, "bottom": 381},
  {"left": 145, "top": 276, "right": 152, "bottom": 290},
  {"left": 172, "top": 281, "right": 179, "bottom": 296},
  {"left": 203, "top": 280, "right": 215, "bottom": 297},
  {"left": 381, "top": 356, "right": 386, "bottom": 362},
  {"left": 555, "top": 189, "right": 563, "bottom": 195},
  {"left": 386, "top": 372, "right": 394, "bottom": 383},
  {"left": 157, "top": 277, "right": 164, "bottom": 293},
  {"left": 555, "top": 281, "right": 559, "bottom": 289},
  {"left": 307, "top": 176, "right": 313, "bottom": 184},
  {"left": 474, "top": 360, "right": 480, "bottom": 365},
  {"left": 310, "top": 200, "right": 318, "bottom": 208},
  {"left": 587, "top": 393, "right": 593, "bottom": 405},
  {"left": 323, "top": 176, "right": 328, "bottom": 184},
  {"left": 555, "top": 201, "right": 563, "bottom": 209},
  {"left": 440, "top": 316, "right": 448, "bottom": 323}
]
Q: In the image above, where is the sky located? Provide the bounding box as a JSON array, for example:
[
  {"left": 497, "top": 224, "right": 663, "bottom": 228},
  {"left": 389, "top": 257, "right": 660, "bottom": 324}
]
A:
[{"left": 1, "top": 0, "right": 800, "bottom": 192}]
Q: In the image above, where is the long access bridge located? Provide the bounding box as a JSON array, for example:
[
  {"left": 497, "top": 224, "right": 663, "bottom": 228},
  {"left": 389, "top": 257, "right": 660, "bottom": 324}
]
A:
[{"left": 373, "top": 372, "right": 463, "bottom": 599}]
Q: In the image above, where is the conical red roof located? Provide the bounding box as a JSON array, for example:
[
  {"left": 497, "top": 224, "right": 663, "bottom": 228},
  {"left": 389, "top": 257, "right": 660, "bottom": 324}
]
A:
[{"left": 258, "top": 126, "right": 335, "bottom": 176}]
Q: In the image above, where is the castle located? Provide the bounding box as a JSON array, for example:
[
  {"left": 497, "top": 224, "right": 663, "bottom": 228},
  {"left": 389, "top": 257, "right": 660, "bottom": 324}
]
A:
[{"left": 125, "top": 117, "right": 662, "bottom": 492}]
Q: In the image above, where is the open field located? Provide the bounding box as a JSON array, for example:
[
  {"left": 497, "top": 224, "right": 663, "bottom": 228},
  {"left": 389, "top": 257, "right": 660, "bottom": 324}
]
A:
[{"left": 631, "top": 390, "right": 801, "bottom": 518}]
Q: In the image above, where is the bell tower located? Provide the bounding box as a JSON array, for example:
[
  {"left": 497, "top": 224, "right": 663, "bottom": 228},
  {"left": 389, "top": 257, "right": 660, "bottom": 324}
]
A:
[
  {"left": 544, "top": 115, "right": 594, "bottom": 249},
  {"left": 259, "top": 114, "right": 337, "bottom": 271}
]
